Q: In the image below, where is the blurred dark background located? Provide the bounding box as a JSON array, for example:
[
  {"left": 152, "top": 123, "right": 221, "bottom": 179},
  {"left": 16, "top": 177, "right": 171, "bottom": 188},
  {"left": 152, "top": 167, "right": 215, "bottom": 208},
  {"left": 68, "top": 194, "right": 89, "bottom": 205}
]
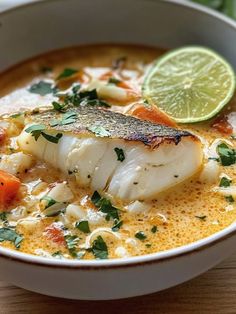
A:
[{"left": 192, "top": 0, "right": 236, "bottom": 19}]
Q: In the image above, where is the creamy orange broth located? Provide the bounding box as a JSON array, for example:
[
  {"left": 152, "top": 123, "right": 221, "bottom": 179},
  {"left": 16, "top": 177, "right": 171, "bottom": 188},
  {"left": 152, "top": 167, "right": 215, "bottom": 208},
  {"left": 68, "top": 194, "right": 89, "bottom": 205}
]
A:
[{"left": 0, "top": 45, "right": 235, "bottom": 260}]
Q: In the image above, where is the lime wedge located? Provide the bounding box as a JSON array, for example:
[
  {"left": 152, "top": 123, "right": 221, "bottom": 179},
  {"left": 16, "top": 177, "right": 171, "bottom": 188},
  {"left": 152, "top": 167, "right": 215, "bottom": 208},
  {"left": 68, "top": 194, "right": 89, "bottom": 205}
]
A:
[{"left": 142, "top": 46, "right": 236, "bottom": 123}]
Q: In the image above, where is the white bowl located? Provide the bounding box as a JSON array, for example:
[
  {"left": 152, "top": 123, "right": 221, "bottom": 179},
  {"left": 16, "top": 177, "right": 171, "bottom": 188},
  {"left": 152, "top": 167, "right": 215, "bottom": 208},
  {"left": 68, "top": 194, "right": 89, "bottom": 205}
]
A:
[{"left": 0, "top": 0, "right": 236, "bottom": 300}]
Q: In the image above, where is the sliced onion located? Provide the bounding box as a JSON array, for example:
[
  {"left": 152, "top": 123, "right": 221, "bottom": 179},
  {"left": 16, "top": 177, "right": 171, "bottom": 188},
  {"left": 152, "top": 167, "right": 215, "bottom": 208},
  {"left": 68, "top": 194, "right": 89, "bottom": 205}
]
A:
[{"left": 81, "top": 228, "right": 121, "bottom": 249}]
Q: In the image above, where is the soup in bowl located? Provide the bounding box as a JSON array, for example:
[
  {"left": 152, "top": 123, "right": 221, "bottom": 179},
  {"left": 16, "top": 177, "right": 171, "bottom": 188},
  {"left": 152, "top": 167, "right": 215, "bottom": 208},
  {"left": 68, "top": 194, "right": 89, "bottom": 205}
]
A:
[{"left": 0, "top": 0, "right": 235, "bottom": 300}]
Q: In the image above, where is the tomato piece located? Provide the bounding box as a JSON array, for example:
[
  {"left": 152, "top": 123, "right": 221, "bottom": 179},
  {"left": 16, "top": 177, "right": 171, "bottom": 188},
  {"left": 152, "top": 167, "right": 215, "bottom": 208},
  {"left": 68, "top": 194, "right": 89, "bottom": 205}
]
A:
[
  {"left": 117, "top": 81, "right": 132, "bottom": 89},
  {"left": 212, "top": 116, "right": 233, "bottom": 135},
  {"left": 44, "top": 223, "right": 65, "bottom": 245},
  {"left": 129, "top": 104, "right": 177, "bottom": 127},
  {"left": 0, "top": 170, "right": 21, "bottom": 208}
]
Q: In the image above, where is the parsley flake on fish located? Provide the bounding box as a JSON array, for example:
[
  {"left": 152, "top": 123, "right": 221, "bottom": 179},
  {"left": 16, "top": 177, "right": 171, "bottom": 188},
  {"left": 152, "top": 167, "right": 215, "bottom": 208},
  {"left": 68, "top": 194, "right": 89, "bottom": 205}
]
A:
[
  {"left": 29, "top": 81, "right": 57, "bottom": 96},
  {"left": 114, "top": 147, "right": 125, "bottom": 162}
]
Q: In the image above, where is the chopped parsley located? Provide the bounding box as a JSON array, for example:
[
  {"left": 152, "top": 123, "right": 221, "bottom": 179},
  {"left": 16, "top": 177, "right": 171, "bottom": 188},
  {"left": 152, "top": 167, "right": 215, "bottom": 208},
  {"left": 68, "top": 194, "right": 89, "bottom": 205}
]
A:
[
  {"left": 91, "top": 191, "right": 101, "bottom": 206},
  {"left": 225, "top": 195, "right": 234, "bottom": 203},
  {"left": 195, "top": 215, "right": 207, "bottom": 221},
  {"left": 145, "top": 243, "right": 152, "bottom": 248},
  {"left": 25, "top": 124, "right": 63, "bottom": 144},
  {"left": 25, "top": 124, "right": 46, "bottom": 140},
  {"left": 72, "top": 84, "right": 81, "bottom": 94},
  {"left": 65, "top": 235, "right": 79, "bottom": 257},
  {"left": 82, "top": 99, "right": 110, "bottom": 107},
  {"left": 29, "top": 81, "right": 56, "bottom": 96},
  {"left": 0, "top": 212, "right": 8, "bottom": 223},
  {"left": 0, "top": 227, "right": 23, "bottom": 249},
  {"left": 41, "top": 132, "right": 63, "bottom": 144},
  {"left": 88, "top": 125, "right": 111, "bottom": 137},
  {"left": 135, "top": 231, "right": 147, "bottom": 240},
  {"left": 75, "top": 220, "right": 90, "bottom": 233},
  {"left": 112, "top": 219, "right": 123, "bottom": 232},
  {"left": 216, "top": 143, "right": 236, "bottom": 166},
  {"left": 151, "top": 226, "right": 158, "bottom": 233},
  {"left": 56, "top": 68, "right": 78, "bottom": 80},
  {"left": 91, "top": 191, "right": 120, "bottom": 221},
  {"left": 108, "top": 77, "right": 121, "bottom": 85},
  {"left": 78, "top": 88, "right": 110, "bottom": 107},
  {"left": 52, "top": 101, "right": 67, "bottom": 112},
  {"left": 79, "top": 89, "right": 98, "bottom": 100},
  {"left": 10, "top": 112, "right": 24, "bottom": 118},
  {"left": 208, "top": 157, "right": 220, "bottom": 162},
  {"left": 91, "top": 235, "right": 108, "bottom": 259},
  {"left": 61, "top": 86, "right": 110, "bottom": 108},
  {"left": 52, "top": 251, "right": 63, "bottom": 259},
  {"left": 114, "top": 147, "right": 125, "bottom": 162},
  {"left": 40, "top": 196, "right": 66, "bottom": 217},
  {"left": 50, "top": 111, "right": 77, "bottom": 127},
  {"left": 219, "top": 176, "right": 232, "bottom": 187},
  {"left": 40, "top": 196, "right": 57, "bottom": 209}
]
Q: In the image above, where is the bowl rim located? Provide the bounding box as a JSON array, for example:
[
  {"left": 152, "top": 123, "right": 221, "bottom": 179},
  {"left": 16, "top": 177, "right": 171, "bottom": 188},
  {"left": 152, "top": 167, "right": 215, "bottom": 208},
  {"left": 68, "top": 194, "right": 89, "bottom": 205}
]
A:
[{"left": 0, "top": 0, "right": 236, "bottom": 269}]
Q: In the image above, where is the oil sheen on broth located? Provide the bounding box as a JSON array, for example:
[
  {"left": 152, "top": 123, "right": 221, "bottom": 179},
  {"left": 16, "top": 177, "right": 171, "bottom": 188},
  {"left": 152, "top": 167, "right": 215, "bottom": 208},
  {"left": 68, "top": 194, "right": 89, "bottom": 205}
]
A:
[{"left": 0, "top": 45, "right": 235, "bottom": 260}]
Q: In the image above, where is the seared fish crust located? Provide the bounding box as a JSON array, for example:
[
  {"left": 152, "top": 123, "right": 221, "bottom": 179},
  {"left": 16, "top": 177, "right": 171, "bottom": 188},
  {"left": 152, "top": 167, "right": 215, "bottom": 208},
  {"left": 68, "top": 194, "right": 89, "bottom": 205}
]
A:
[{"left": 28, "top": 106, "right": 195, "bottom": 147}]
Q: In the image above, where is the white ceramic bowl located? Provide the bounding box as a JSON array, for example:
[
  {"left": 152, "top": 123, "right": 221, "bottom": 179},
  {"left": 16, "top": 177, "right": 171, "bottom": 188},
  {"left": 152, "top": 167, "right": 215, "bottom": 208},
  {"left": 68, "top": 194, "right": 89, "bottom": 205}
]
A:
[{"left": 0, "top": 0, "right": 236, "bottom": 300}]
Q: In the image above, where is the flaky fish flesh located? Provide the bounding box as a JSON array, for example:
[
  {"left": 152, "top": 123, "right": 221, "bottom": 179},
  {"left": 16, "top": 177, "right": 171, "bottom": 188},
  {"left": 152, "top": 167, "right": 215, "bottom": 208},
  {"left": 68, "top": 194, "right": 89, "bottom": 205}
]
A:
[{"left": 17, "top": 106, "right": 203, "bottom": 201}]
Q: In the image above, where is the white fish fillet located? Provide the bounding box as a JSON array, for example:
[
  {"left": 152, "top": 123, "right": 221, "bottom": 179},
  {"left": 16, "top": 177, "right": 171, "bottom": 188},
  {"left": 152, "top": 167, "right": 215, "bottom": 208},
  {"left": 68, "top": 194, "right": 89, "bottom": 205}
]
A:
[{"left": 18, "top": 126, "right": 202, "bottom": 201}]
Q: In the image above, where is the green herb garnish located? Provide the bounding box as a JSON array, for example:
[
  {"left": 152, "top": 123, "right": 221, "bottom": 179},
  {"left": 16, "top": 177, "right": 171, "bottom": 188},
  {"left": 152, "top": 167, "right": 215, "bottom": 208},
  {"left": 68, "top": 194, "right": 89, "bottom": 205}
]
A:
[
  {"left": 41, "top": 132, "right": 63, "bottom": 144},
  {"left": 88, "top": 125, "right": 111, "bottom": 137},
  {"left": 62, "top": 86, "right": 110, "bottom": 108},
  {"left": 25, "top": 124, "right": 46, "bottom": 140},
  {"left": 135, "top": 231, "right": 147, "bottom": 240},
  {"left": 83, "top": 99, "right": 110, "bottom": 107},
  {"left": 10, "top": 112, "right": 24, "bottom": 118},
  {"left": 0, "top": 212, "right": 8, "bottom": 223},
  {"left": 65, "top": 235, "right": 79, "bottom": 257},
  {"left": 219, "top": 176, "right": 232, "bottom": 187},
  {"left": 225, "top": 195, "right": 234, "bottom": 203},
  {"left": 40, "top": 196, "right": 57, "bottom": 209},
  {"left": 151, "top": 226, "right": 158, "bottom": 233},
  {"left": 52, "top": 251, "right": 63, "bottom": 258},
  {"left": 0, "top": 228, "right": 23, "bottom": 248},
  {"left": 25, "top": 124, "right": 62, "bottom": 143},
  {"left": 112, "top": 220, "right": 123, "bottom": 232},
  {"left": 79, "top": 89, "right": 98, "bottom": 100},
  {"left": 50, "top": 111, "right": 77, "bottom": 127},
  {"left": 56, "top": 68, "right": 78, "bottom": 80},
  {"left": 52, "top": 101, "right": 67, "bottom": 112},
  {"left": 91, "top": 191, "right": 101, "bottom": 206},
  {"left": 114, "top": 147, "right": 125, "bottom": 162},
  {"left": 217, "top": 143, "right": 236, "bottom": 166},
  {"left": 91, "top": 235, "right": 108, "bottom": 259},
  {"left": 75, "top": 220, "right": 90, "bottom": 233},
  {"left": 195, "top": 215, "right": 207, "bottom": 221},
  {"left": 108, "top": 77, "right": 121, "bottom": 85},
  {"left": 208, "top": 157, "right": 220, "bottom": 162},
  {"left": 29, "top": 81, "right": 56, "bottom": 96},
  {"left": 91, "top": 191, "right": 120, "bottom": 221}
]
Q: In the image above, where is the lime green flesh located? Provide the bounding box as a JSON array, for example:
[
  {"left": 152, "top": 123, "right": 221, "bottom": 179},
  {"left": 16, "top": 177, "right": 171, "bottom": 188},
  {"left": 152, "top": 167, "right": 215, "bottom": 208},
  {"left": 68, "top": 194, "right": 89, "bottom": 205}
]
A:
[{"left": 143, "top": 47, "right": 236, "bottom": 123}]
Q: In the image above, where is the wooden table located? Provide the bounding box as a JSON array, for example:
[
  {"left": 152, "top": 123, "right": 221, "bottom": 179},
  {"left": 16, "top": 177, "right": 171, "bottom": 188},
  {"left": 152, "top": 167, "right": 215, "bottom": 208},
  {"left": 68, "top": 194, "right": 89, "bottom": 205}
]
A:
[{"left": 0, "top": 253, "right": 235, "bottom": 314}]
